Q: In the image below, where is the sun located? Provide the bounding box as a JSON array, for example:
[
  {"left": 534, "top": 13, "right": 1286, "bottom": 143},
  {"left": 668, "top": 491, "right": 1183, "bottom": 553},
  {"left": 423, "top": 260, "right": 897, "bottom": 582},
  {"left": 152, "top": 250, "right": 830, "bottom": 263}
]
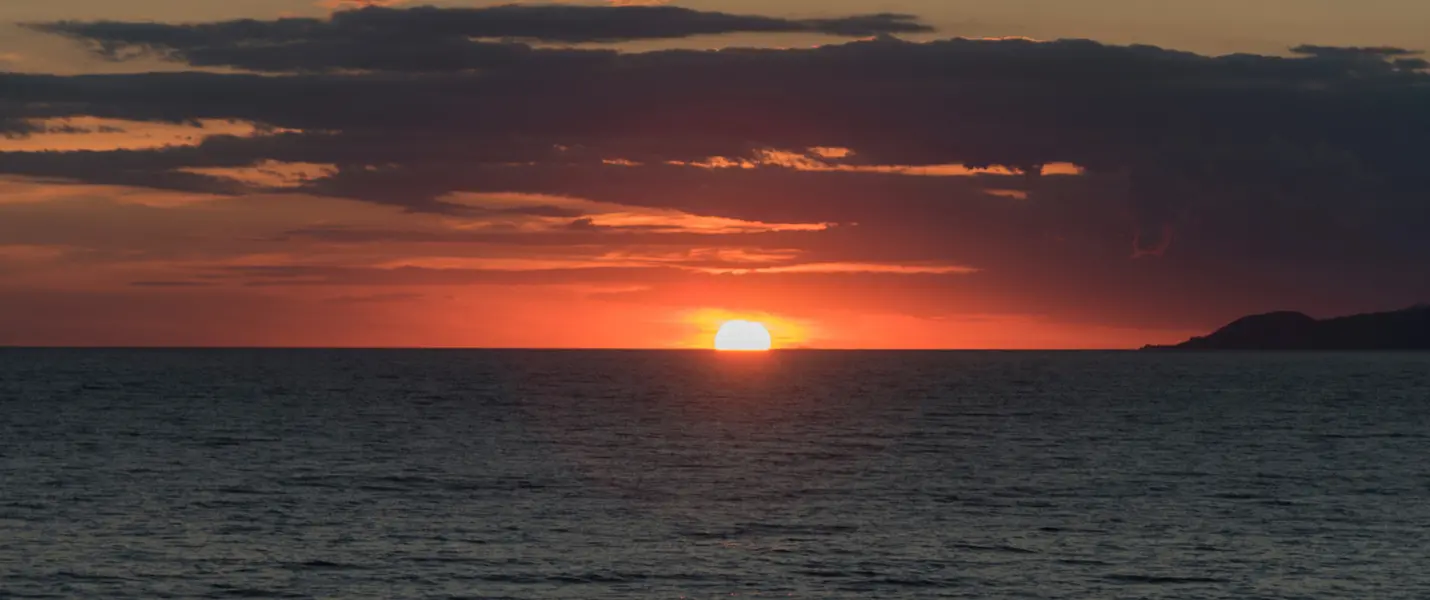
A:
[{"left": 714, "top": 320, "right": 774, "bottom": 351}]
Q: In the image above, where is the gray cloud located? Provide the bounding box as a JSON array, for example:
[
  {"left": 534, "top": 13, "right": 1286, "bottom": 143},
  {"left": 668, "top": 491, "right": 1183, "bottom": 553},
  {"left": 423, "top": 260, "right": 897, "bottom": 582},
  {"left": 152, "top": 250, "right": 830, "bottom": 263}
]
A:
[
  {"left": 1, "top": 118, "right": 45, "bottom": 137},
  {"left": 5, "top": 16, "right": 1430, "bottom": 329},
  {"left": 27, "top": 5, "right": 930, "bottom": 73},
  {"left": 327, "top": 5, "right": 932, "bottom": 43},
  {"left": 5, "top": 36, "right": 1425, "bottom": 238}
]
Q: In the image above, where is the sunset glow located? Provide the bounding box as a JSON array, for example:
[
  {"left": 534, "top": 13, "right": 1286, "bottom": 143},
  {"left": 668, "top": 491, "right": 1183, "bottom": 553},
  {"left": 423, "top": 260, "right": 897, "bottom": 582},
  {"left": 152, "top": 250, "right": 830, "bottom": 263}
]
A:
[
  {"left": 1, "top": 1, "right": 1426, "bottom": 349},
  {"left": 6, "top": 2, "right": 1427, "bottom": 596},
  {"left": 713, "top": 321, "right": 774, "bottom": 351}
]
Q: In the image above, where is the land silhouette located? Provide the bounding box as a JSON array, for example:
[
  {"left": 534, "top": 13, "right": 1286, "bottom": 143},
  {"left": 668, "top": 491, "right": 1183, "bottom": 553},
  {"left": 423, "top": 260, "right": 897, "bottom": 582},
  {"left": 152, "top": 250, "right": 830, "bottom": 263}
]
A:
[{"left": 1145, "top": 306, "right": 1430, "bottom": 350}]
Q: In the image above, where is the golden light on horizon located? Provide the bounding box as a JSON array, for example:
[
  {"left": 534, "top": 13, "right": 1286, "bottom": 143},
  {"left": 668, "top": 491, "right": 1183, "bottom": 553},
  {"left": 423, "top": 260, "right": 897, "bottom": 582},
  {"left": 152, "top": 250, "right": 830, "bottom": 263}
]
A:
[
  {"left": 713, "top": 320, "right": 774, "bottom": 351},
  {"left": 678, "top": 308, "right": 812, "bottom": 349}
]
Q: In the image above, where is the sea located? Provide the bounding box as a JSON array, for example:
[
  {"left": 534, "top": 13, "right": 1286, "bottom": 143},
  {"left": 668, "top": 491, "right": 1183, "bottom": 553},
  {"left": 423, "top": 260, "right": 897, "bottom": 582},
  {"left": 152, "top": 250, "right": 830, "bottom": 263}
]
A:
[{"left": 2, "top": 349, "right": 1428, "bottom": 599}]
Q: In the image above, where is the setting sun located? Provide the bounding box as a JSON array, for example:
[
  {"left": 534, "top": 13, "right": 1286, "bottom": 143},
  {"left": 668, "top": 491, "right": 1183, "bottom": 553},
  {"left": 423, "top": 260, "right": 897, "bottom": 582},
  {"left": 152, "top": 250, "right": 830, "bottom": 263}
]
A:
[{"left": 714, "top": 320, "right": 774, "bottom": 351}]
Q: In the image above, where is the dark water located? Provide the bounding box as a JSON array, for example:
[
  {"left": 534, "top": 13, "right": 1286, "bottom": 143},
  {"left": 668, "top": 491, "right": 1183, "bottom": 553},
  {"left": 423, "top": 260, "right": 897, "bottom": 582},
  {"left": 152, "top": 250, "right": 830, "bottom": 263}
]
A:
[{"left": 2, "top": 350, "right": 1429, "bottom": 599}]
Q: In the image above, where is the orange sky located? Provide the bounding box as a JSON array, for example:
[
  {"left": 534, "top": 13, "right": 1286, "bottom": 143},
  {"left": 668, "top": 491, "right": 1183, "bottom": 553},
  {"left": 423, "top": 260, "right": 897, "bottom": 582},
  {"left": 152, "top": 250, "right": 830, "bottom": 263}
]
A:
[
  {"left": 0, "top": 111, "right": 1413, "bottom": 349},
  {"left": 2, "top": 3, "right": 1425, "bottom": 348},
  {"left": 0, "top": 162, "right": 1197, "bottom": 349},
  {"left": 0, "top": 121, "right": 1184, "bottom": 349},
  {"left": 3, "top": 0, "right": 1428, "bottom": 74}
]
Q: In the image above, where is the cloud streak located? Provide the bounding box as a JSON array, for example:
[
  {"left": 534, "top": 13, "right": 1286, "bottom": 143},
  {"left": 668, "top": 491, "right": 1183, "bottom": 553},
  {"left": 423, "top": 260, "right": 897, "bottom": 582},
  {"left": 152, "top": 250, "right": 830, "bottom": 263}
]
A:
[
  {"left": 4, "top": 6, "right": 1430, "bottom": 345},
  {"left": 28, "top": 5, "right": 932, "bottom": 73}
]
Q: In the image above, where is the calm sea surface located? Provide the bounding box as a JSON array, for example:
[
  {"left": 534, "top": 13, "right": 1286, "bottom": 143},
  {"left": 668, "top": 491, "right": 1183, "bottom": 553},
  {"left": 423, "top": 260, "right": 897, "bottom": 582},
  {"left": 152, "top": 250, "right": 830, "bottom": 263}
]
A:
[{"left": 2, "top": 350, "right": 1429, "bottom": 599}]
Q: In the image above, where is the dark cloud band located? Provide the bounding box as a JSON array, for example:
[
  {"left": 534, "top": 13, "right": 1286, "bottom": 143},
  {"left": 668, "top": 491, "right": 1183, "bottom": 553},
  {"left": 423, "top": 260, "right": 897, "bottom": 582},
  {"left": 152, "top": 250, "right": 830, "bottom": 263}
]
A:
[
  {"left": 4, "top": 10, "right": 1430, "bottom": 329},
  {"left": 27, "top": 5, "right": 931, "bottom": 73}
]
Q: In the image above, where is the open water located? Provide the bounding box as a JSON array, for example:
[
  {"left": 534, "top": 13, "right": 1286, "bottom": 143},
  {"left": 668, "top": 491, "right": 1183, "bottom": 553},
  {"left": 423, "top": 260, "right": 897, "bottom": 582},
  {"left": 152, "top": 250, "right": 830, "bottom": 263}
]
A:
[{"left": 2, "top": 349, "right": 1428, "bottom": 598}]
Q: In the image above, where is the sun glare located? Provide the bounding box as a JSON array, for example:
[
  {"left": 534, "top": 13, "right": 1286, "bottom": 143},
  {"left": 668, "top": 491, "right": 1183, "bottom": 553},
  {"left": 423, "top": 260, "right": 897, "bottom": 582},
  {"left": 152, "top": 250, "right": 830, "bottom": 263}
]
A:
[{"left": 714, "top": 320, "right": 774, "bottom": 351}]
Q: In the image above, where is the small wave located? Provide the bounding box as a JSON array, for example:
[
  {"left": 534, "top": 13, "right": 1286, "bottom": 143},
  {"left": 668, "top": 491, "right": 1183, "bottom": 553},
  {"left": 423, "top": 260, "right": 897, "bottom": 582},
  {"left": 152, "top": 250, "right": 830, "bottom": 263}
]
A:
[
  {"left": 798, "top": 569, "right": 882, "bottom": 578},
  {"left": 1104, "top": 574, "right": 1229, "bottom": 585},
  {"left": 468, "top": 574, "right": 540, "bottom": 584},
  {"left": 1209, "top": 492, "right": 1268, "bottom": 500},
  {"left": 548, "top": 572, "right": 649, "bottom": 584},
  {"left": 828, "top": 441, "right": 889, "bottom": 452},
  {"left": 338, "top": 475, "right": 549, "bottom": 494},
  {"left": 443, "top": 596, "right": 524, "bottom": 600},
  {"left": 686, "top": 522, "right": 860, "bottom": 538},
  {"left": 747, "top": 522, "right": 861, "bottom": 535},
  {"left": 949, "top": 542, "right": 1038, "bottom": 555},
  {"left": 188, "top": 499, "right": 267, "bottom": 510},
  {"left": 0, "top": 592, "right": 65, "bottom": 599},
  {"left": 285, "top": 560, "right": 364, "bottom": 571},
  {"left": 284, "top": 475, "right": 349, "bottom": 490},
  {"left": 407, "top": 556, "right": 487, "bottom": 565},
  {"left": 937, "top": 494, "right": 1009, "bottom": 507},
  {"left": 355, "top": 485, "right": 409, "bottom": 492},
  {"left": 868, "top": 576, "right": 947, "bottom": 587},
  {"left": 991, "top": 485, "right": 1048, "bottom": 497},
  {"left": 53, "top": 571, "right": 132, "bottom": 583},
  {"left": 214, "top": 524, "right": 265, "bottom": 534},
  {"left": 1150, "top": 470, "right": 1214, "bottom": 478},
  {"left": 212, "top": 486, "right": 270, "bottom": 496},
  {"left": 790, "top": 451, "right": 856, "bottom": 461},
  {"left": 1057, "top": 558, "right": 1111, "bottom": 566},
  {"left": 199, "top": 436, "right": 280, "bottom": 448},
  {"left": 1316, "top": 432, "right": 1413, "bottom": 439},
  {"left": 207, "top": 588, "right": 307, "bottom": 598}
]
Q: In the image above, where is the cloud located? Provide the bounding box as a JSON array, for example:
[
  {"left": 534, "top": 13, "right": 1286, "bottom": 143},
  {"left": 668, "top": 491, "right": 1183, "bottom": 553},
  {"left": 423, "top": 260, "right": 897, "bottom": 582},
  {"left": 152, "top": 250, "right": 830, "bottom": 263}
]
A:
[
  {"left": 1290, "top": 45, "right": 1422, "bottom": 59},
  {"left": 0, "top": 177, "right": 840, "bottom": 280},
  {"left": 0, "top": 117, "right": 279, "bottom": 153},
  {"left": 696, "top": 262, "right": 979, "bottom": 275},
  {"left": 324, "top": 5, "right": 932, "bottom": 42},
  {"left": 439, "top": 191, "right": 832, "bottom": 234},
  {"left": 1290, "top": 45, "right": 1429, "bottom": 71},
  {"left": 1, "top": 119, "right": 45, "bottom": 137},
  {"left": 317, "top": 0, "right": 409, "bottom": 8},
  {"left": 5, "top": 12, "right": 1430, "bottom": 336},
  {"left": 178, "top": 160, "right": 338, "bottom": 189},
  {"left": 27, "top": 5, "right": 931, "bottom": 73},
  {"left": 5, "top": 34, "right": 1421, "bottom": 231}
]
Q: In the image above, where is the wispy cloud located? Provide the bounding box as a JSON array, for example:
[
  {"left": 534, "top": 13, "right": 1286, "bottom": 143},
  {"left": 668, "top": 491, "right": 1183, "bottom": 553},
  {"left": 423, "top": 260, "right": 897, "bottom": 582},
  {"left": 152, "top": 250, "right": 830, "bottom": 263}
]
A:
[
  {"left": 441, "top": 192, "right": 832, "bottom": 235},
  {"left": 0, "top": 117, "right": 290, "bottom": 153},
  {"left": 666, "top": 149, "right": 1083, "bottom": 178},
  {"left": 179, "top": 161, "right": 338, "bottom": 189},
  {"left": 317, "top": 0, "right": 409, "bottom": 8},
  {"left": 698, "top": 262, "right": 980, "bottom": 275},
  {"left": 5, "top": 6, "right": 1430, "bottom": 346}
]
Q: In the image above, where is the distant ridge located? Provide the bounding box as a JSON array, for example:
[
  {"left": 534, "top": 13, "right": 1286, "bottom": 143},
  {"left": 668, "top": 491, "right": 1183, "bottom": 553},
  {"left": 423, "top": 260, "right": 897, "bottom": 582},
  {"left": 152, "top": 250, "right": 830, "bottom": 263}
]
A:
[{"left": 1143, "top": 305, "right": 1430, "bottom": 350}]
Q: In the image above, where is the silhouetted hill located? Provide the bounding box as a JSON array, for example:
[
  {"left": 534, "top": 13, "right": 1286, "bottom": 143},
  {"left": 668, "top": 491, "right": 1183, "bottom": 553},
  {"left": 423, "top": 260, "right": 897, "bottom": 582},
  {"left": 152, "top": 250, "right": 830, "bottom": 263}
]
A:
[{"left": 1144, "top": 306, "right": 1430, "bottom": 350}]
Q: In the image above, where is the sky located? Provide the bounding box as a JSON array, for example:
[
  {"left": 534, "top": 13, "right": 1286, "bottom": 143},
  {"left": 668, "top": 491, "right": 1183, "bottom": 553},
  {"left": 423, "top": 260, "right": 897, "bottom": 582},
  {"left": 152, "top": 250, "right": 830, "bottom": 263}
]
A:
[{"left": 1, "top": 1, "right": 1428, "bottom": 348}]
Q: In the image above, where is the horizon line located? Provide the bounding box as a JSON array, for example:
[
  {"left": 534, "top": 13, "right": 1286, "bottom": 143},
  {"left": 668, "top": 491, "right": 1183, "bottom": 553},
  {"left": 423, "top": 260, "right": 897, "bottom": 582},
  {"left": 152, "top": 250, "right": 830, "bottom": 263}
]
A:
[{"left": 0, "top": 345, "right": 1143, "bottom": 352}]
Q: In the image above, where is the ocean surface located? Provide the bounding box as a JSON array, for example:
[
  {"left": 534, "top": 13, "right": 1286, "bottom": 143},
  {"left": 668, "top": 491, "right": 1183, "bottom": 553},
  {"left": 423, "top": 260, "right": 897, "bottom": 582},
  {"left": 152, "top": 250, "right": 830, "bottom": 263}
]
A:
[{"left": 2, "top": 350, "right": 1429, "bottom": 599}]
